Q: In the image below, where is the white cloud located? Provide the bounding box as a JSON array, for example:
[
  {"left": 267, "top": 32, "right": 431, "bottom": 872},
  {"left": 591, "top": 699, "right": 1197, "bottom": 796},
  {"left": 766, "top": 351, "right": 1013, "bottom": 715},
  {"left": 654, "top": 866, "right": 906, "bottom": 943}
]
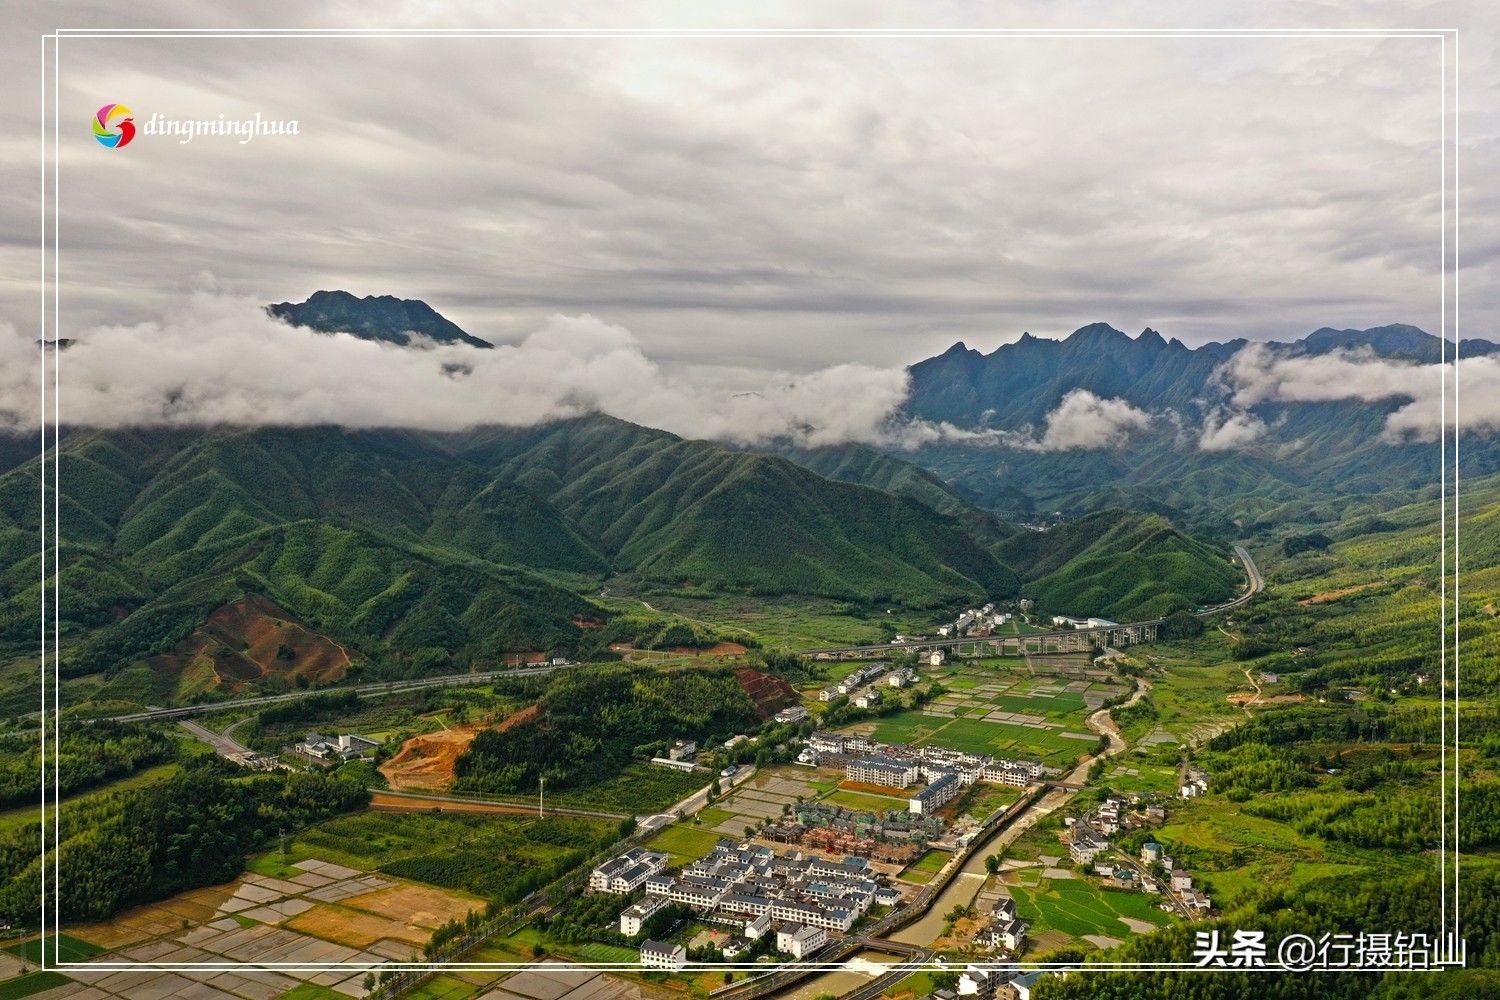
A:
[
  {"left": 1208, "top": 343, "right": 1500, "bottom": 444},
  {"left": 0, "top": 294, "right": 915, "bottom": 448},
  {"left": 1198, "top": 407, "right": 1269, "bottom": 451},
  {"left": 1027, "top": 390, "right": 1153, "bottom": 451},
  {"left": 3, "top": 2, "right": 1490, "bottom": 371}
]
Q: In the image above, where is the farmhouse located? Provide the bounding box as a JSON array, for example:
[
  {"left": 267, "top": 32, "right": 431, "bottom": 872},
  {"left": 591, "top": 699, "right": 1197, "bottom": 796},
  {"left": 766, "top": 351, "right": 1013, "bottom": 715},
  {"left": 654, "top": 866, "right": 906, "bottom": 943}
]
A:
[
  {"left": 589, "top": 848, "right": 670, "bottom": 894},
  {"left": 645, "top": 841, "right": 882, "bottom": 936},
  {"left": 1068, "top": 821, "right": 1110, "bottom": 865},
  {"left": 975, "top": 916, "right": 1027, "bottom": 952},
  {"left": 776, "top": 923, "right": 828, "bottom": 958},
  {"left": 847, "top": 756, "right": 919, "bottom": 788}
]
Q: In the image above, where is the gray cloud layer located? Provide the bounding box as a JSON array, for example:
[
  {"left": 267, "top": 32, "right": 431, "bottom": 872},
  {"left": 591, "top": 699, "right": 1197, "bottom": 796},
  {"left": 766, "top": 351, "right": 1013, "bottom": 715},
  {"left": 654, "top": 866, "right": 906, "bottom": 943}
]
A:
[
  {"left": 2, "top": 1, "right": 1492, "bottom": 387},
  {"left": 0, "top": 294, "right": 1156, "bottom": 451}
]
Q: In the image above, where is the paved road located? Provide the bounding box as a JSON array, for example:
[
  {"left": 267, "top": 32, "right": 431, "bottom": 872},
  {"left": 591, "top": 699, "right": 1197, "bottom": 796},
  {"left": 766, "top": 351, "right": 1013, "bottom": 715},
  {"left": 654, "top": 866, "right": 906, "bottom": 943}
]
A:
[
  {"left": 103, "top": 661, "right": 579, "bottom": 723},
  {"left": 840, "top": 950, "right": 935, "bottom": 1000},
  {"left": 178, "top": 719, "right": 250, "bottom": 757},
  {"left": 1217, "top": 544, "right": 1264, "bottom": 612}
]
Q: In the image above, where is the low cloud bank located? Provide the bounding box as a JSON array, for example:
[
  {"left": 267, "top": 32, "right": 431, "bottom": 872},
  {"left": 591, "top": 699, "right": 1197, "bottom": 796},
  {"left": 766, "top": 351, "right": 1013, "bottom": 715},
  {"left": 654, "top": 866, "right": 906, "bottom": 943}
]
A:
[
  {"left": 1212, "top": 343, "right": 1495, "bottom": 444},
  {"left": 1, "top": 295, "right": 909, "bottom": 448},
  {"left": 3, "top": 298, "right": 1487, "bottom": 453}
]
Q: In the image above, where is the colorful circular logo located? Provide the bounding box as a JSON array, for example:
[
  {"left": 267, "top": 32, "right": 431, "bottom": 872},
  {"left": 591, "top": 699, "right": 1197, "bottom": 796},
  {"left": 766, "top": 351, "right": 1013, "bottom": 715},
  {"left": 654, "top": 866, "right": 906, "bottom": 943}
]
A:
[{"left": 93, "top": 103, "right": 135, "bottom": 148}]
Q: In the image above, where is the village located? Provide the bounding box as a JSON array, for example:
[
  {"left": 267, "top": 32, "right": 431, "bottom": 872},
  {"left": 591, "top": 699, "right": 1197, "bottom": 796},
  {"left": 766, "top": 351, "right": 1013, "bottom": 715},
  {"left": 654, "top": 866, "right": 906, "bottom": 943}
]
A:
[{"left": 605, "top": 716, "right": 1057, "bottom": 975}]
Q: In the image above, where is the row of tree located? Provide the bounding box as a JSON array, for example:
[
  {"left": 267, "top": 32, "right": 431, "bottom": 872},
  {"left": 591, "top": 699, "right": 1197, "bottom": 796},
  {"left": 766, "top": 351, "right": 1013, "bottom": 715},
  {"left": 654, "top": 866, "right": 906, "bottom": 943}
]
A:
[{"left": 0, "top": 758, "right": 368, "bottom": 926}]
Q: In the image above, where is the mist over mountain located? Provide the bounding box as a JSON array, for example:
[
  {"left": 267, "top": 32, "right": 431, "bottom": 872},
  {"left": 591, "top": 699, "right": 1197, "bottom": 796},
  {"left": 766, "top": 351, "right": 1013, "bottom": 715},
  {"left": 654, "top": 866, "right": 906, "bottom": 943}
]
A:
[{"left": 882, "top": 322, "right": 1498, "bottom": 531}]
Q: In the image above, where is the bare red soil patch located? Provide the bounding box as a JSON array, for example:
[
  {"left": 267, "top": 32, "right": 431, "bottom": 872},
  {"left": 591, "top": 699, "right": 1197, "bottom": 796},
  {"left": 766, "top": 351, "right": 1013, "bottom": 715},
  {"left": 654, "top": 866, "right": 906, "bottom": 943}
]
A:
[
  {"left": 736, "top": 667, "right": 799, "bottom": 719},
  {"left": 379, "top": 724, "right": 485, "bottom": 791},
  {"left": 1299, "top": 582, "right": 1385, "bottom": 605},
  {"left": 148, "top": 593, "right": 349, "bottom": 692},
  {"left": 1228, "top": 692, "right": 1307, "bottom": 705}
]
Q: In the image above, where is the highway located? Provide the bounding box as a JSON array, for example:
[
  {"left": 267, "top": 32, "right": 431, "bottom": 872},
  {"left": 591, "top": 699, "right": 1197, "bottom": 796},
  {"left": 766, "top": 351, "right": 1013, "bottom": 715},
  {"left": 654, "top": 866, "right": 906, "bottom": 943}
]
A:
[
  {"left": 1222, "top": 543, "right": 1264, "bottom": 611},
  {"left": 102, "top": 661, "right": 579, "bottom": 723}
]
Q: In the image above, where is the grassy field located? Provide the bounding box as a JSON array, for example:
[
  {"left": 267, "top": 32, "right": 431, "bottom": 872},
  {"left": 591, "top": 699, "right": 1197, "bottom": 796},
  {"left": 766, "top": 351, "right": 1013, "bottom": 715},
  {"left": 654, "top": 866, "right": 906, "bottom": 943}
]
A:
[
  {"left": 856, "top": 662, "right": 1119, "bottom": 766},
  {"left": 897, "top": 851, "right": 950, "bottom": 885},
  {"left": 0, "top": 972, "right": 74, "bottom": 1000},
  {"left": 403, "top": 975, "right": 480, "bottom": 1000},
  {"left": 825, "top": 788, "right": 909, "bottom": 812},
  {"left": 957, "top": 782, "right": 1024, "bottom": 820},
  {"left": 645, "top": 822, "right": 728, "bottom": 865},
  {"left": 277, "top": 986, "right": 352, "bottom": 1000},
  {"left": 887, "top": 714, "right": 1096, "bottom": 765},
  {"left": 263, "top": 809, "right": 615, "bottom": 902},
  {"left": 1096, "top": 759, "right": 1181, "bottom": 796}
]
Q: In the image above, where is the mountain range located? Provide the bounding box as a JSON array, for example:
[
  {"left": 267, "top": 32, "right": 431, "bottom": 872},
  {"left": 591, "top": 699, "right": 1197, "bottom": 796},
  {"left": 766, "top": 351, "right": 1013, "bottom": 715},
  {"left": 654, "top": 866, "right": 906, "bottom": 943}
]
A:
[
  {"left": 23, "top": 290, "right": 1479, "bottom": 706},
  {"left": 876, "top": 322, "right": 1496, "bottom": 533}
]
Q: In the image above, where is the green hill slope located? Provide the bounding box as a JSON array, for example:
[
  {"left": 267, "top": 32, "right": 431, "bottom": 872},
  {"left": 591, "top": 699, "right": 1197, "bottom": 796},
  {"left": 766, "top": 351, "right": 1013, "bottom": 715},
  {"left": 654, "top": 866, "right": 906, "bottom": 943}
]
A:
[
  {"left": 0, "top": 416, "right": 1242, "bottom": 696},
  {"left": 998, "top": 509, "right": 1241, "bottom": 619},
  {"left": 460, "top": 416, "right": 1019, "bottom": 605}
]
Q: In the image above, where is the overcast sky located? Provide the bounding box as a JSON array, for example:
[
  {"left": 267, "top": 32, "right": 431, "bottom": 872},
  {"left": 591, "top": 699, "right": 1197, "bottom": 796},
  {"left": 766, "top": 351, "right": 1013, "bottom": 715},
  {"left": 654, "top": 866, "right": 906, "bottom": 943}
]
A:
[{"left": 0, "top": 2, "right": 1493, "bottom": 437}]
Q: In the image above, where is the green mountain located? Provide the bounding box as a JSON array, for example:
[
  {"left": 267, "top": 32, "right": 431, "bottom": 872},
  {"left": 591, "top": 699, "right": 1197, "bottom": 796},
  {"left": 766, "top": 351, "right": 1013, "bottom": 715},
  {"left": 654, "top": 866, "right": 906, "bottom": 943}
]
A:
[
  {"left": 774, "top": 442, "right": 1017, "bottom": 551},
  {"left": 0, "top": 412, "right": 1241, "bottom": 700},
  {"left": 455, "top": 415, "right": 1020, "bottom": 604},
  {"left": 0, "top": 428, "right": 599, "bottom": 691},
  {"left": 997, "top": 509, "right": 1244, "bottom": 620}
]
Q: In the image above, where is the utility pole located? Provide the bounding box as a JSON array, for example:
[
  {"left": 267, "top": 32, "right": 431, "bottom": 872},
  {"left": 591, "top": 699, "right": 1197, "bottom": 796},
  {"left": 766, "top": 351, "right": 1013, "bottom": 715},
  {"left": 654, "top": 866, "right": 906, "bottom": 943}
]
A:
[{"left": 539, "top": 776, "right": 545, "bottom": 818}]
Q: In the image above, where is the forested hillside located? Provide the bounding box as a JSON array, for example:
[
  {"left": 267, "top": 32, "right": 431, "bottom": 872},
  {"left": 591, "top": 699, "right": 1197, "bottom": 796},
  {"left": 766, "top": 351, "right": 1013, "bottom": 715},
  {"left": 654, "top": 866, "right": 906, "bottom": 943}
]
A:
[
  {"left": 997, "top": 510, "right": 1243, "bottom": 620},
  {"left": 0, "top": 414, "right": 1242, "bottom": 707},
  {"left": 453, "top": 665, "right": 759, "bottom": 794},
  {"left": 0, "top": 759, "right": 368, "bottom": 925}
]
